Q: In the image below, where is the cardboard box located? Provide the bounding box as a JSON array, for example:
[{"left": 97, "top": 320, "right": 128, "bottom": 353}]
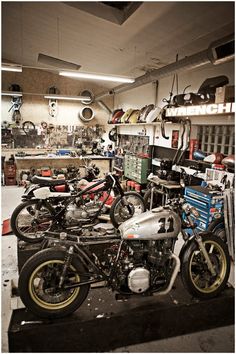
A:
[{"left": 215, "top": 85, "right": 235, "bottom": 103}]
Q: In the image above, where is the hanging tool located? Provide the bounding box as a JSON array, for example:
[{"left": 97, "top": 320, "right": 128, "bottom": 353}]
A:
[{"left": 160, "top": 54, "right": 179, "bottom": 140}]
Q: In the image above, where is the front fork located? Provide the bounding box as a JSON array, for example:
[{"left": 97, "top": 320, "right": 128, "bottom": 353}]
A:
[
  {"left": 187, "top": 215, "right": 216, "bottom": 276},
  {"left": 195, "top": 235, "right": 216, "bottom": 276}
]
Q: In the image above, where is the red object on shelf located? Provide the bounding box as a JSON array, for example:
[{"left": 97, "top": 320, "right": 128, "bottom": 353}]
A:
[
  {"left": 41, "top": 168, "right": 52, "bottom": 177},
  {"left": 134, "top": 183, "right": 141, "bottom": 192},
  {"left": 189, "top": 139, "right": 199, "bottom": 160}
]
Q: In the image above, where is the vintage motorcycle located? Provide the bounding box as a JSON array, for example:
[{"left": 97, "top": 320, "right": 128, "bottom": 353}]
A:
[
  {"left": 21, "top": 163, "right": 100, "bottom": 202},
  {"left": 18, "top": 198, "right": 230, "bottom": 318},
  {"left": 11, "top": 173, "right": 145, "bottom": 243}
]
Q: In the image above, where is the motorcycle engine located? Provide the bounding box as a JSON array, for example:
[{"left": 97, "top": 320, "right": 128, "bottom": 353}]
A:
[
  {"left": 105, "top": 239, "right": 174, "bottom": 294},
  {"left": 128, "top": 267, "right": 150, "bottom": 293},
  {"left": 65, "top": 197, "right": 105, "bottom": 225}
]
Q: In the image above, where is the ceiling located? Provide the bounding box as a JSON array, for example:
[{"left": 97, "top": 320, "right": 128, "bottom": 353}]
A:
[{"left": 2, "top": 1, "right": 235, "bottom": 88}]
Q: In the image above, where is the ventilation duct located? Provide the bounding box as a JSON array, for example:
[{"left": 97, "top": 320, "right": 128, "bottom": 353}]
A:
[
  {"left": 209, "top": 34, "right": 234, "bottom": 65},
  {"left": 95, "top": 34, "right": 234, "bottom": 100},
  {"left": 38, "top": 53, "right": 81, "bottom": 70}
]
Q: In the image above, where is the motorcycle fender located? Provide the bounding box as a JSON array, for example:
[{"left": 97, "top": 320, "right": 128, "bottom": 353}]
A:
[
  {"left": 179, "top": 231, "right": 214, "bottom": 263},
  {"left": 22, "top": 184, "right": 39, "bottom": 199},
  {"left": 179, "top": 237, "right": 195, "bottom": 264}
]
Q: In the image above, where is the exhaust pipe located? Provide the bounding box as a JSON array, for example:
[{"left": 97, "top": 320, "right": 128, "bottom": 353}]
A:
[
  {"left": 95, "top": 34, "right": 234, "bottom": 100},
  {"left": 154, "top": 253, "right": 180, "bottom": 296}
]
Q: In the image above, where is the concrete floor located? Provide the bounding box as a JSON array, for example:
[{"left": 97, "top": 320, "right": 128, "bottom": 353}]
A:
[{"left": 1, "top": 185, "right": 235, "bottom": 353}]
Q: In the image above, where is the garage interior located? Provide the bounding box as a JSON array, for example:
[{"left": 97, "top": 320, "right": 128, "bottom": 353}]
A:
[{"left": 1, "top": 1, "right": 235, "bottom": 353}]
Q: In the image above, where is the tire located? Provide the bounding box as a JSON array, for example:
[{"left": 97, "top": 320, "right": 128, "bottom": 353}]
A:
[
  {"left": 181, "top": 234, "right": 230, "bottom": 299},
  {"left": 143, "top": 189, "right": 162, "bottom": 210},
  {"left": 11, "top": 200, "right": 53, "bottom": 243},
  {"left": 207, "top": 217, "right": 226, "bottom": 242},
  {"left": 110, "top": 191, "right": 146, "bottom": 228},
  {"left": 19, "top": 248, "right": 90, "bottom": 318},
  {"left": 22, "top": 121, "right": 36, "bottom": 135}
]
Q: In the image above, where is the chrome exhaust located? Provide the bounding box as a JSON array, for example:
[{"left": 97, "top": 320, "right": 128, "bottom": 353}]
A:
[{"left": 154, "top": 253, "right": 180, "bottom": 296}]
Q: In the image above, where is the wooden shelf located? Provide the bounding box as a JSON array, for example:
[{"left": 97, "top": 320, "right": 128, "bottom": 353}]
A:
[{"left": 108, "top": 122, "right": 162, "bottom": 126}]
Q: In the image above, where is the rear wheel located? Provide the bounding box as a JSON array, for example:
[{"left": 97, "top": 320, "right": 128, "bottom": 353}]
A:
[
  {"left": 11, "top": 200, "right": 53, "bottom": 243},
  {"left": 207, "top": 217, "right": 226, "bottom": 242},
  {"left": 181, "top": 234, "right": 230, "bottom": 299},
  {"left": 110, "top": 191, "right": 145, "bottom": 228},
  {"left": 18, "top": 248, "right": 90, "bottom": 318}
]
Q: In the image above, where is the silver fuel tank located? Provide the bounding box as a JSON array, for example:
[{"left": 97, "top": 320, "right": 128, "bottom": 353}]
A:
[{"left": 119, "top": 206, "right": 181, "bottom": 241}]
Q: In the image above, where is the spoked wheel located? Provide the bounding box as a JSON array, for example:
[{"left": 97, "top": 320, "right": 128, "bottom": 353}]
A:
[
  {"left": 19, "top": 248, "right": 90, "bottom": 318},
  {"left": 181, "top": 234, "right": 230, "bottom": 299},
  {"left": 110, "top": 191, "right": 145, "bottom": 228},
  {"left": 11, "top": 200, "right": 53, "bottom": 243}
]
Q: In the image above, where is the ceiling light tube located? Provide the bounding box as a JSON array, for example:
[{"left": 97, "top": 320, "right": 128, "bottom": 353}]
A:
[
  {"left": 59, "top": 71, "right": 135, "bottom": 83},
  {"left": 44, "top": 94, "right": 91, "bottom": 101},
  {"left": 1, "top": 64, "right": 22, "bottom": 72},
  {"left": 2, "top": 91, "right": 23, "bottom": 97}
]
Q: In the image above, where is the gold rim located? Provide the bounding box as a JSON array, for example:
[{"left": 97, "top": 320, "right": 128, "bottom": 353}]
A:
[
  {"left": 29, "top": 260, "right": 80, "bottom": 310},
  {"left": 189, "top": 240, "right": 227, "bottom": 294}
]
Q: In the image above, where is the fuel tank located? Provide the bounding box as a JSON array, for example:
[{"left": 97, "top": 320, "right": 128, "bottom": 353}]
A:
[{"left": 119, "top": 206, "right": 181, "bottom": 240}]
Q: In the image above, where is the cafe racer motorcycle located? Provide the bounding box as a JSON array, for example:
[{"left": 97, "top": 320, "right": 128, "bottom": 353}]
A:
[
  {"left": 18, "top": 198, "right": 230, "bottom": 318},
  {"left": 11, "top": 173, "right": 145, "bottom": 243}
]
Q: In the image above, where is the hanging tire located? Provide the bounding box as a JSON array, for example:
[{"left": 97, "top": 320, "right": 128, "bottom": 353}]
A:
[
  {"left": 143, "top": 189, "right": 163, "bottom": 210},
  {"left": 181, "top": 234, "right": 230, "bottom": 299},
  {"left": 110, "top": 191, "right": 146, "bottom": 228},
  {"left": 22, "top": 121, "right": 36, "bottom": 135},
  {"left": 18, "top": 248, "right": 90, "bottom": 318},
  {"left": 11, "top": 200, "right": 53, "bottom": 243}
]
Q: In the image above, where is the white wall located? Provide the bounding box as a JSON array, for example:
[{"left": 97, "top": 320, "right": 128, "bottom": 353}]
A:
[{"left": 1, "top": 68, "right": 115, "bottom": 148}]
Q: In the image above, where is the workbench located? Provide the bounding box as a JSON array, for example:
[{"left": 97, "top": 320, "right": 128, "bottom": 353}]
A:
[{"left": 13, "top": 155, "right": 113, "bottom": 181}]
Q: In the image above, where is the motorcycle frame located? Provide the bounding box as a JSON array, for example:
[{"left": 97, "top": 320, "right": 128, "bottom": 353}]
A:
[
  {"left": 34, "top": 174, "right": 126, "bottom": 226},
  {"left": 41, "top": 232, "right": 123, "bottom": 289}
]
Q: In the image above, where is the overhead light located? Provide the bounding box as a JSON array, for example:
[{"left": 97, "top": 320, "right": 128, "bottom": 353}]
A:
[
  {"left": 44, "top": 94, "right": 91, "bottom": 101},
  {"left": 1, "top": 64, "right": 22, "bottom": 72},
  {"left": 59, "top": 71, "right": 135, "bottom": 83},
  {"left": 2, "top": 91, "right": 23, "bottom": 97}
]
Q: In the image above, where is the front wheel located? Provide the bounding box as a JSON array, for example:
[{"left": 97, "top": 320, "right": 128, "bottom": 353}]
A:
[
  {"left": 11, "top": 200, "right": 54, "bottom": 243},
  {"left": 181, "top": 234, "right": 230, "bottom": 299},
  {"left": 110, "top": 191, "right": 146, "bottom": 228},
  {"left": 18, "top": 248, "right": 90, "bottom": 318}
]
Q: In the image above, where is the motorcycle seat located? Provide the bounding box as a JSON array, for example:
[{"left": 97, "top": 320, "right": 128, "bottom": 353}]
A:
[{"left": 31, "top": 176, "right": 66, "bottom": 186}]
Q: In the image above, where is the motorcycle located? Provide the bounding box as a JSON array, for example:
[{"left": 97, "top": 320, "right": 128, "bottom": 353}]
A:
[
  {"left": 144, "top": 168, "right": 199, "bottom": 210},
  {"left": 21, "top": 163, "right": 100, "bottom": 202},
  {"left": 11, "top": 173, "right": 145, "bottom": 243},
  {"left": 18, "top": 198, "right": 230, "bottom": 319}
]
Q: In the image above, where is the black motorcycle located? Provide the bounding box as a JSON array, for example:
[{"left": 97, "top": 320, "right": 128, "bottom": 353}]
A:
[
  {"left": 11, "top": 173, "right": 145, "bottom": 243},
  {"left": 18, "top": 198, "right": 230, "bottom": 318}
]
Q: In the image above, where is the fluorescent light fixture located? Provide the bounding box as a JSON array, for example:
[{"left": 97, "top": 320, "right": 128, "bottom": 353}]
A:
[
  {"left": 44, "top": 94, "right": 91, "bottom": 101},
  {"left": 59, "top": 71, "right": 135, "bottom": 83},
  {"left": 1, "top": 64, "right": 22, "bottom": 72},
  {"left": 2, "top": 91, "right": 23, "bottom": 97}
]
